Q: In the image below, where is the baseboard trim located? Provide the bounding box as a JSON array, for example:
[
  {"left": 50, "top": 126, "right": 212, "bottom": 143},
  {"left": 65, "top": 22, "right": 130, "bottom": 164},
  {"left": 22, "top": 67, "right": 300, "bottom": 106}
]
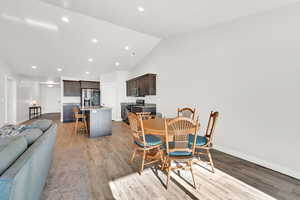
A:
[
  {"left": 214, "top": 144, "right": 300, "bottom": 180},
  {"left": 17, "top": 119, "right": 28, "bottom": 125},
  {"left": 114, "top": 118, "right": 123, "bottom": 122}
]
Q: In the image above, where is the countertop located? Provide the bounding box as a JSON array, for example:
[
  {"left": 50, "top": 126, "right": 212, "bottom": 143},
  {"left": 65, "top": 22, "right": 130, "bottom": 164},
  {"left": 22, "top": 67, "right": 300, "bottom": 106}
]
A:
[
  {"left": 121, "top": 102, "right": 156, "bottom": 107},
  {"left": 80, "top": 106, "right": 111, "bottom": 111},
  {"left": 133, "top": 105, "right": 156, "bottom": 108}
]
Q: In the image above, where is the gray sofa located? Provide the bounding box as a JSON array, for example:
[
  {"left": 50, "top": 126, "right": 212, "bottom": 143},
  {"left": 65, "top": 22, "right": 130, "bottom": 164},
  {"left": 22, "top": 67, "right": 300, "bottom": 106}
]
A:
[{"left": 0, "top": 120, "right": 57, "bottom": 200}]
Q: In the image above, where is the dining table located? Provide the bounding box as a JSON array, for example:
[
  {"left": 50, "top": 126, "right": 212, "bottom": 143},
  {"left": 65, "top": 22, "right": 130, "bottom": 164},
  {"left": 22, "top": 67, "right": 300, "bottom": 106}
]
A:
[
  {"left": 143, "top": 118, "right": 170, "bottom": 136},
  {"left": 143, "top": 118, "right": 200, "bottom": 136}
]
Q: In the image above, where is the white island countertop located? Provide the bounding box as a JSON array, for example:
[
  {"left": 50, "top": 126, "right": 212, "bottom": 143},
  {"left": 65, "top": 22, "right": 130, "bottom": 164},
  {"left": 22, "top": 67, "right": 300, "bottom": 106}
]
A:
[{"left": 80, "top": 106, "right": 111, "bottom": 111}]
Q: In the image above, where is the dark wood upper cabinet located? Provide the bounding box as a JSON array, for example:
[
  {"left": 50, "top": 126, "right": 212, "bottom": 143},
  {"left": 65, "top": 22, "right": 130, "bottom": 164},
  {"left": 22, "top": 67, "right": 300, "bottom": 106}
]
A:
[
  {"left": 147, "top": 74, "right": 156, "bottom": 95},
  {"left": 126, "top": 74, "right": 156, "bottom": 97},
  {"left": 80, "top": 81, "right": 100, "bottom": 89},
  {"left": 126, "top": 80, "right": 131, "bottom": 96},
  {"left": 64, "top": 80, "right": 100, "bottom": 97},
  {"left": 63, "top": 81, "right": 81, "bottom": 96}
]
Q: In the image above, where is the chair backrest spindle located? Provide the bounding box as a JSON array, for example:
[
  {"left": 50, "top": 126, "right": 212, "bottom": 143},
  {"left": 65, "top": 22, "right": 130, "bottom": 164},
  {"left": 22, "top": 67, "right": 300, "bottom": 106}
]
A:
[
  {"left": 165, "top": 117, "right": 199, "bottom": 155},
  {"left": 72, "top": 106, "right": 80, "bottom": 114},
  {"left": 177, "top": 108, "right": 196, "bottom": 120},
  {"left": 136, "top": 112, "right": 153, "bottom": 120},
  {"left": 128, "top": 112, "right": 147, "bottom": 147},
  {"left": 205, "top": 111, "right": 219, "bottom": 146}
]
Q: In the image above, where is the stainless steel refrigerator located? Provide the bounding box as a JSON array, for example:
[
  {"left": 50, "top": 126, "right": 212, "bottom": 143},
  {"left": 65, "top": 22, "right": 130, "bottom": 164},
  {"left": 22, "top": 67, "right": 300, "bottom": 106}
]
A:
[{"left": 81, "top": 89, "right": 100, "bottom": 107}]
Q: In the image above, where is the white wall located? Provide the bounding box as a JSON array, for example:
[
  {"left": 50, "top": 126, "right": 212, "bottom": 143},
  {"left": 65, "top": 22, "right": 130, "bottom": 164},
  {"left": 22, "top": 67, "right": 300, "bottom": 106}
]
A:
[
  {"left": 40, "top": 84, "right": 61, "bottom": 113},
  {"left": 100, "top": 70, "right": 130, "bottom": 121},
  {"left": 15, "top": 76, "right": 40, "bottom": 123},
  {"left": 6, "top": 78, "right": 17, "bottom": 124},
  {"left": 0, "top": 63, "right": 40, "bottom": 125},
  {"left": 130, "top": 4, "right": 300, "bottom": 179},
  {"left": 0, "top": 60, "right": 11, "bottom": 126}
]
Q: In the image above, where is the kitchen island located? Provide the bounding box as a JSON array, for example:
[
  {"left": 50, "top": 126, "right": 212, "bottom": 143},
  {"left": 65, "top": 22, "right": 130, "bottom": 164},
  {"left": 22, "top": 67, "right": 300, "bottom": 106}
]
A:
[{"left": 80, "top": 106, "right": 112, "bottom": 138}]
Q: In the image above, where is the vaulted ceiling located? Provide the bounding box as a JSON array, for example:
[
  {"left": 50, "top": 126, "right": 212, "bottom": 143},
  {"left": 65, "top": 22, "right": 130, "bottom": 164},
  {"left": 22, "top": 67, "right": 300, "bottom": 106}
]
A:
[
  {"left": 42, "top": 0, "right": 299, "bottom": 37},
  {"left": 0, "top": 0, "right": 298, "bottom": 81},
  {"left": 0, "top": 0, "right": 160, "bottom": 81}
]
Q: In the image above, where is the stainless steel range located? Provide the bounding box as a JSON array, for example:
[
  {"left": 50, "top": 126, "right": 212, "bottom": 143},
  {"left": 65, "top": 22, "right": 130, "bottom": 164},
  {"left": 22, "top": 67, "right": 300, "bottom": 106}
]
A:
[{"left": 121, "top": 100, "right": 156, "bottom": 123}]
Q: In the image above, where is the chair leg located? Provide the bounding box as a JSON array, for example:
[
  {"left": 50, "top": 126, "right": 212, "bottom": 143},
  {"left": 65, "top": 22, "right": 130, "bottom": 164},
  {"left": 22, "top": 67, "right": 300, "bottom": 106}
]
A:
[
  {"left": 84, "top": 118, "right": 88, "bottom": 134},
  {"left": 161, "top": 156, "right": 167, "bottom": 170},
  {"left": 189, "top": 160, "right": 196, "bottom": 189},
  {"left": 158, "top": 148, "right": 164, "bottom": 167},
  {"left": 140, "top": 150, "right": 146, "bottom": 173},
  {"left": 196, "top": 151, "right": 201, "bottom": 161},
  {"left": 166, "top": 159, "right": 171, "bottom": 189},
  {"left": 129, "top": 148, "right": 137, "bottom": 164},
  {"left": 75, "top": 118, "right": 78, "bottom": 135},
  {"left": 207, "top": 149, "right": 215, "bottom": 173}
]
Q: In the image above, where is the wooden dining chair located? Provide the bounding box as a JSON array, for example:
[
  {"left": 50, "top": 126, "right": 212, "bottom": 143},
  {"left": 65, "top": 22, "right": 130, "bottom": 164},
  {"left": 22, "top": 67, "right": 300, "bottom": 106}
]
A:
[
  {"left": 163, "top": 117, "right": 200, "bottom": 189},
  {"left": 72, "top": 106, "right": 88, "bottom": 135},
  {"left": 177, "top": 107, "right": 196, "bottom": 120},
  {"left": 136, "top": 112, "right": 155, "bottom": 120},
  {"left": 191, "top": 111, "right": 219, "bottom": 173},
  {"left": 128, "top": 112, "right": 163, "bottom": 173}
]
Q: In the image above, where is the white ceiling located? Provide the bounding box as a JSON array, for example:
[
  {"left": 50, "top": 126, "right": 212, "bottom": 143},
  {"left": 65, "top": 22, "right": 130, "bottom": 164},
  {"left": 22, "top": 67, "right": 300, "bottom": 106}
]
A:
[
  {"left": 0, "top": 0, "right": 160, "bottom": 81},
  {"left": 1, "top": 0, "right": 299, "bottom": 82},
  {"left": 42, "top": 0, "right": 299, "bottom": 38}
]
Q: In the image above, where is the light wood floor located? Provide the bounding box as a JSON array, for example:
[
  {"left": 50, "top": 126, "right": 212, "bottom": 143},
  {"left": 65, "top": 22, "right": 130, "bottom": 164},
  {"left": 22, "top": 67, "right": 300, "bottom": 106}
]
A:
[{"left": 37, "top": 114, "right": 300, "bottom": 200}]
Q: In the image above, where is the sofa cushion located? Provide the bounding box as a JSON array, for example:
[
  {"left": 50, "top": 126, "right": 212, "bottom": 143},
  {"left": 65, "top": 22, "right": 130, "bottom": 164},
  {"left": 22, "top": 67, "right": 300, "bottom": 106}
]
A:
[
  {"left": 30, "top": 120, "right": 53, "bottom": 132},
  {"left": 20, "top": 128, "right": 43, "bottom": 145},
  {"left": 0, "top": 125, "right": 27, "bottom": 138},
  {"left": 0, "top": 138, "right": 13, "bottom": 151},
  {"left": 0, "top": 136, "right": 27, "bottom": 175}
]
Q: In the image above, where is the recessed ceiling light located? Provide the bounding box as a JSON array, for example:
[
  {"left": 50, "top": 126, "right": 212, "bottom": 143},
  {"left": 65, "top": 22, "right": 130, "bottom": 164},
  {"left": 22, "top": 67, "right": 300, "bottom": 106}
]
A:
[
  {"left": 88, "top": 58, "right": 94, "bottom": 62},
  {"left": 57, "top": 68, "right": 63, "bottom": 72},
  {"left": 1, "top": 13, "right": 22, "bottom": 23},
  {"left": 86, "top": 71, "right": 90, "bottom": 74},
  {"left": 115, "top": 62, "right": 120, "bottom": 66},
  {"left": 25, "top": 18, "right": 59, "bottom": 31},
  {"left": 47, "top": 81, "right": 55, "bottom": 84},
  {"left": 91, "top": 38, "right": 98, "bottom": 43},
  {"left": 124, "top": 46, "right": 130, "bottom": 51},
  {"left": 48, "top": 85, "right": 54, "bottom": 88},
  {"left": 40, "top": 81, "right": 59, "bottom": 85},
  {"left": 137, "top": 6, "right": 145, "bottom": 12},
  {"left": 61, "top": 16, "right": 70, "bottom": 23},
  {"left": 32, "top": 66, "right": 37, "bottom": 69}
]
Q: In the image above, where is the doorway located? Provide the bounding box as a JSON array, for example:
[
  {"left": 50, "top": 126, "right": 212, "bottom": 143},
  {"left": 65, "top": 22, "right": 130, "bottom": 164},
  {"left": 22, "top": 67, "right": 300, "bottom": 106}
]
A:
[
  {"left": 40, "top": 84, "right": 61, "bottom": 114},
  {"left": 5, "top": 77, "right": 17, "bottom": 124}
]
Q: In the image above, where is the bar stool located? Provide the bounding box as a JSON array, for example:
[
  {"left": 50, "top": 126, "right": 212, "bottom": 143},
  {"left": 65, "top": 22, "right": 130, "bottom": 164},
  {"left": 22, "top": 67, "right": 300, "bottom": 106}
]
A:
[{"left": 72, "top": 106, "right": 88, "bottom": 135}]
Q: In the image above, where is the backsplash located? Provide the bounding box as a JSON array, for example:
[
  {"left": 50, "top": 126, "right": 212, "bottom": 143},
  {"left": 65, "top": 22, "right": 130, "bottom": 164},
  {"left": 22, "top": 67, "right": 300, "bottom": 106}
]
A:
[
  {"left": 125, "top": 96, "right": 159, "bottom": 106},
  {"left": 63, "top": 97, "right": 81, "bottom": 104}
]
